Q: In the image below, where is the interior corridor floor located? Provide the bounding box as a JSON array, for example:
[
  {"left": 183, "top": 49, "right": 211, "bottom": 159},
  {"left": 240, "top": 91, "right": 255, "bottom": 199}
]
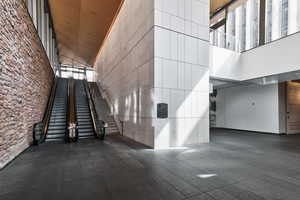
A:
[{"left": 1, "top": 129, "right": 300, "bottom": 200}]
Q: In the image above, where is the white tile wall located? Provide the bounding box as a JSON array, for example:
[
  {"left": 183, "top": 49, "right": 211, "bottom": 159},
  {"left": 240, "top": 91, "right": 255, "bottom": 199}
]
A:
[
  {"left": 94, "top": 0, "right": 155, "bottom": 147},
  {"left": 154, "top": 0, "right": 210, "bottom": 148},
  {"left": 95, "top": 0, "right": 209, "bottom": 148}
]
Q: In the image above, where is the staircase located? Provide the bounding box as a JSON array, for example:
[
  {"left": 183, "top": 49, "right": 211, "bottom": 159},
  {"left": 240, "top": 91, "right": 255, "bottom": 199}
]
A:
[
  {"left": 89, "top": 82, "right": 120, "bottom": 135},
  {"left": 75, "top": 80, "right": 95, "bottom": 139},
  {"left": 106, "top": 117, "right": 120, "bottom": 134},
  {"left": 45, "top": 78, "right": 68, "bottom": 142}
]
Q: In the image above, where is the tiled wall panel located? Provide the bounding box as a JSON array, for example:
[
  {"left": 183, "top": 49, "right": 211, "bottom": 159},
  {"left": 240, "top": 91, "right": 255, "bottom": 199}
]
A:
[
  {"left": 94, "top": 0, "right": 155, "bottom": 147},
  {"left": 153, "top": 0, "right": 210, "bottom": 148},
  {"left": 95, "top": 0, "right": 209, "bottom": 148}
]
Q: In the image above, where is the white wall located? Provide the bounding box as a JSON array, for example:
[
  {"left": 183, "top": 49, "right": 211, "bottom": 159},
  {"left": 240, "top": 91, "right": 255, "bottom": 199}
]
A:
[
  {"left": 95, "top": 0, "right": 210, "bottom": 148},
  {"left": 94, "top": 0, "right": 155, "bottom": 147},
  {"left": 153, "top": 0, "right": 210, "bottom": 148},
  {"left": 210, "top": 46, "right": 242, "bottom": 81},
  {"left": 240, "top": 32, "right": 300, "bottom": 80},
  {"left": 216, "top": 83, "right": 285, "bottom": 134},
  {"left": 210, "top": 32, "right": 300, "bottom": 81}
]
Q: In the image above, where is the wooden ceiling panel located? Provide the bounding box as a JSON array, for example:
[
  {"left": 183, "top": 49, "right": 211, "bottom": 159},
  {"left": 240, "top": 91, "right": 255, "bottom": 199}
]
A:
[
  {"left": 210, "top": 0, "right": 233, "bottom": 15},
  {"left": 50, "top": 0, "right": 231, "bottom": 67},
  {"left": 49, "top": 0, "right": 122, "bottom": 67}
]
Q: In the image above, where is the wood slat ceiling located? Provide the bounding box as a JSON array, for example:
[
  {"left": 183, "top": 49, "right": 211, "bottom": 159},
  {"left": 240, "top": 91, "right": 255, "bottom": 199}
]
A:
[
  {"left": 49, "top": 0, "right": 123, "bottom": 67},
  {"left": 210, "top": 0, "right": 232, "bottom": 15},
  {"left": 49, "top": 0, "right": 231, "bottom": 67}
]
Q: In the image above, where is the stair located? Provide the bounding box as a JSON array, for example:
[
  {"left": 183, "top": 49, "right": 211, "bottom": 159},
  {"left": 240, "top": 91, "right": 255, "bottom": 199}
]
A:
[
  {"left": 89, "top": 82, "right": 120, "bottom": 135},
  {"left": 45, "top": 78, "right": 68, "bottom": 142},
  {"left": 75, "top": 80, "right": 95, "bottom": 139}
]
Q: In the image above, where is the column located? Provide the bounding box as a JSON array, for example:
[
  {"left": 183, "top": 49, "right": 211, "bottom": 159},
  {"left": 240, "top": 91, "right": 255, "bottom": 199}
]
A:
[
  {"left": 217, "top": 26, "right": 226, "bottom": 48},
  {"left": 288, "top": 0, "right": 300, "bottom": 34},
  {"left": 226, "top": 11, "right": 236, "bottom": 50},
  {"left": 246, "top": 0, "right": 259, "bottom": 50},
  {"left": 265, "top": 0, "right": 272, "bottom": 43},
  {"left": 235, "top": 4, "right": 246, "bottom": 51},
  {"left": 154, "top": 0, "right": 210, "bottom": 148},
  {"left": 272, "top": 0, "right": 281, "bottom": 40}
]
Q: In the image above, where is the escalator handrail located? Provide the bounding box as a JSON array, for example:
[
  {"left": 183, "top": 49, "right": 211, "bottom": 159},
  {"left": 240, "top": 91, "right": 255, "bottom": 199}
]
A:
[
  {"left": 66, "top": 78, "right": 77, "bottom": 142},
  {"left": 33, "top": 77, "right": 58, "bottom": 144}
]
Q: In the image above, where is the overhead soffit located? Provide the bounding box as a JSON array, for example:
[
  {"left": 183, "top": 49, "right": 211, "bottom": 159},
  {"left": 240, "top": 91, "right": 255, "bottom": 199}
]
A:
[
  {"left": 49, "top": 0, "right": 232, "bottom": 67},
  {"left": 49, "top": 0, "right": 122, "bottom": 67},
  {"left": 210, "top": 0, "right": 233, "bottom": 15}
]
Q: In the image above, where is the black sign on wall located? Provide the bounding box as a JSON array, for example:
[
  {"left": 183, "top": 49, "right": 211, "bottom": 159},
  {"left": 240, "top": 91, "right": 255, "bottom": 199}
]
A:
[{"left": 157, "top": 103, "right": 168, "bottom": 119}]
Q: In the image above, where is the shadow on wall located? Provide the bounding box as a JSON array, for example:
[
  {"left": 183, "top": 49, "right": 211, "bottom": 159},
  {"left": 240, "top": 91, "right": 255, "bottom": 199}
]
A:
[
  {"left": 154, "top": 70, "right": 210, "bottom": 148},
  {"left": 96, "top": 68, "right": 209, "bottom": 149}
]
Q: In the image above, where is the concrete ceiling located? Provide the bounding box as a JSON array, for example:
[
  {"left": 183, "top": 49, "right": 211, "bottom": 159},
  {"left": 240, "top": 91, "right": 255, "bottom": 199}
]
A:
[{"left": 49, "top": 0, "right": 123, "bottom": 67}]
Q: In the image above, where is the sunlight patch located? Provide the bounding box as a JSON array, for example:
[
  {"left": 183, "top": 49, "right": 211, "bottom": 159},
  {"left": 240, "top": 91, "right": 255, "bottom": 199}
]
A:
[{"left": 197, "top": 174, "right": 217, "bottom": 179}]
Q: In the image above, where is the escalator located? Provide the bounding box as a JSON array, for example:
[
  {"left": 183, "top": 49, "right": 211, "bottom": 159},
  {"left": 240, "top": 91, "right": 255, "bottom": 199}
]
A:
[
  {"left": 33, "top": 77, "right": 106, "bottom": 144},
  {"left": 75, "top": 80, "right": 95, "bottom": 139},
  {"left": 45, "top": 78, "right": 68, "bottom": 142}
]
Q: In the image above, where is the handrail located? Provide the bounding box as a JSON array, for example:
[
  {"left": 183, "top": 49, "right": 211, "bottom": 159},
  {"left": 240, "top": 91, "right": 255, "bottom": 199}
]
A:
[
  {"left": 33, "top": 77, "right": 58, "bottom": 145},
  {"left": 66, "top": 78, "right": 77, "bottom": 142},
  {"left": 65, "top": 79, "right": 70, "bottom": 142},
  {"left": 97, "top": 83, "right": 122, "bottom": 135},
  {"left": 83, "top": 80, "right": 106, "bottom": 140}
]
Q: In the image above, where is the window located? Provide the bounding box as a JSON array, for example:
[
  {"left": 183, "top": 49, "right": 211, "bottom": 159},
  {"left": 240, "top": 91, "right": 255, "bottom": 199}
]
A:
[
  {"left": 210, "top": 0, "right": 300, "bottom": 51},
  {"left": 226, "top": 11, "right": 236, "bottom": 50},
  {"left": 265, "top": 0, "right": 272, "bottom": 43},
  {"left": 281, "top": 0, "right": 288, "bottom": 36},
  {"left": 26, "top": 0, "right": 33, "bottom": 18},
  {"left": 25, "top": 0, "right": 60, "bottom": 72},
  {"left": 235, "top": 4, "right": 246, "bottom": 51}
]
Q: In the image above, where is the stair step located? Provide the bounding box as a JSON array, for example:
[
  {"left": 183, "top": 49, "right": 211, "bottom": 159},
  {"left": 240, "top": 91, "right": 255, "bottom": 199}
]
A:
[
  {"left": 77, "top": 117, "right": 92, "bottom": 120},
  {"left": 48, "top": 125, "right": 66, "bottom": 130},
  {"left": 50, "top": 114, "right": 66, "bottom": 117},
  {"left": 47, "top": 129, "right": 66, "bottom": 134},
  {"left": 46, "top": 134, "right": 65, "bottom": 139},
  {"left": 49, "top": 121, "right": 66, "bottom": 125},
  {"left": 50, "top": 116, "right": 66, "bottom": 119},
  {"left": 78, "top": 125, "right": 93, "bottom": 129},
  {"left": 45, "top": 138, "right": 64, "bottom": 142},
  {"left": 77, "top": 112, "right": 89, "bottom": 114},
  {"left": 77, "top": 116, "right": 91, "bottom": 119},
  {"left": 49, "top": 120, "right": 66, "bottom": 124},
  {"left": 78, "top": 128, "right": 94, "bottom": 133},
  {"left": 78, "top": 133, "right": 94, "bottom": 137}
]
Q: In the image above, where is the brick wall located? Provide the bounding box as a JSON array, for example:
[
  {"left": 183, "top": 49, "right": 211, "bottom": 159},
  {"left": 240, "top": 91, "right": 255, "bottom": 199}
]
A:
[{"left": 0, "top": 0, "right": 54, "bottom": 168}]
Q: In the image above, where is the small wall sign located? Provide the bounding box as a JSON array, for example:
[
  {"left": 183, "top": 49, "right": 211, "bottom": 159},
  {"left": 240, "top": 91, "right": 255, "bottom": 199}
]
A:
[{"left": 157, "top": 103, "right": 168, "bottom": 119}]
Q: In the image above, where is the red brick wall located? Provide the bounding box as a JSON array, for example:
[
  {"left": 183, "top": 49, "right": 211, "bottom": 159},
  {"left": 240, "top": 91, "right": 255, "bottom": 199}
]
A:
[{"left": 0, "top": 0, "right": 54, "bottom": 168}]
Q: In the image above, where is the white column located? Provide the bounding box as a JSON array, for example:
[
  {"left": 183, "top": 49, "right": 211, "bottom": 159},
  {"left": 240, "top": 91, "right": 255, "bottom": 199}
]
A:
[
  {"left": 235, "top": 4, "right": 246, "bottom": 51},
  {"left": 32, "top": 0, "right": 38, "bottom": 28},
  {"left": 288, "top": 0, "right": 300, "bottom": 34},
  {"left": 217, "top": 26, "right": 226, "bottom": 48},
  {"left": 246, "top": 0, "right": 259, "bottom": 49},
  {"left": 226, "top": 11, "right": 236, "bottom": 50},
  {"left": 265, "top": 0, "right": 272, "bottom": 43},
  {"left": 41, "top": 0, "right": 46, "bottom": 48},
  {"left": 245, "top": 0, "right": 252, "bottom": 49},
  {"left": 153, "top": 0, "right": 210, "bottom": 148},
  {"left": 46, "top": 13, "right": 50, "bottom": 57},
  {"left": 272, "top": 0, "right": 281, "bottom": 40}
]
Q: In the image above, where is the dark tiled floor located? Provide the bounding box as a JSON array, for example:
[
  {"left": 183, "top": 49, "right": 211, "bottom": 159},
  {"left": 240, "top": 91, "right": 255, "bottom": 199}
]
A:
[{"left": 1, "top": 129, "right": 300, "bottom": 200}]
